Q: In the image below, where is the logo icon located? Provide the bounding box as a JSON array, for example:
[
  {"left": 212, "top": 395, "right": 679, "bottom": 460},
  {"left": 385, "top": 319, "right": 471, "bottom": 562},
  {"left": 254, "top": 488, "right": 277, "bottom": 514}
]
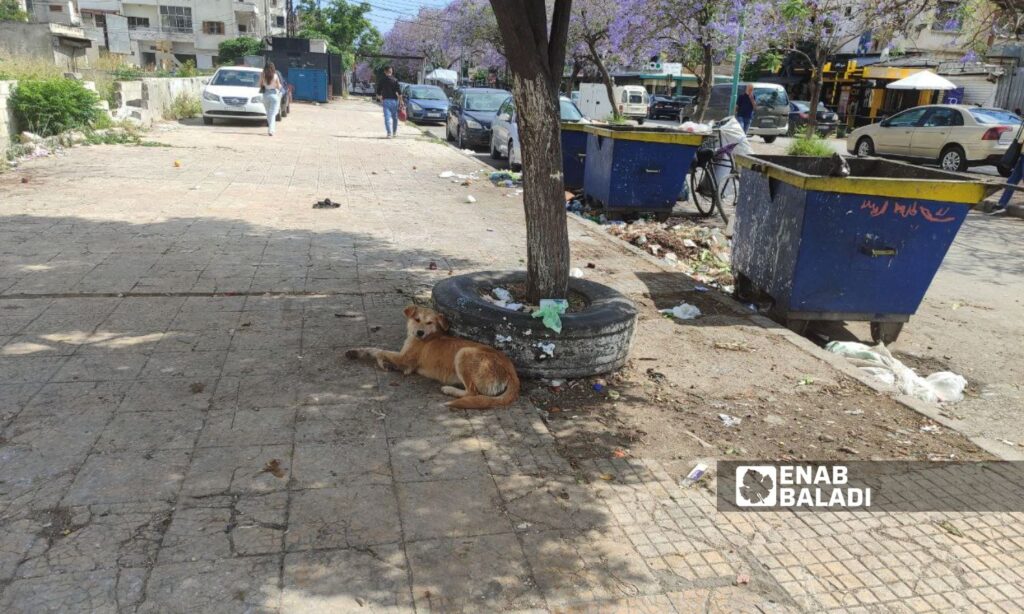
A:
[{"left": 736, "top": 466, "right": 777, "bottom": 507}]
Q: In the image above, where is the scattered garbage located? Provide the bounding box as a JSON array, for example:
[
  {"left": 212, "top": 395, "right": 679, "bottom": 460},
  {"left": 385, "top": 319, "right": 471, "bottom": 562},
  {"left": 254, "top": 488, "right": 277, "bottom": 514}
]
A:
[
  {"left": 680, "top": 462, "right": 709, "bottom": 488},
  {"left": 569, "top": 267, "right": 584, "bottom": 278},
  {"left": 489, "top": 171, "right": 522, "bottom": 186},
  {"left": 493, "top": 288, "right": 513, "bottom": 302},
  {"left": 719, "top": 414, "right": 742, "bottom": 427},
  {"left": 261, "top": 459, "right": 286, "bottom": 478},
  {"left": 532, "top": 299, "right": 568, "bottom": 333},
  {"left": 660, "top": 302, "right": 701, "bottom": 320},
  {"left": 313, "top": 198, "right": 339, "bottom": 209},
  {"left": 173, "top": 160, "right": 181, "bottom": 168},
  {"left": 439, "top": 170, "right": 454, "bottom": 178},
  {"left": 920, "top": 425, "right": 941, "bottom": 433},
  {"left": 607, "top": 390, "right": 620, "bottom": 400},
  {"left": 826, "top": 341, "right": 968, "bottom": 404},
  {"left": 676, "top": 121, "right": 713, "bottom": 134},
  {"left": 694, "top": 285, "right": 709, "bottom": 292},
  {"left": 606, "top": 220, "right": 733, "bottom": 287},
  {"left": 536, "top": 342, "right": 555, "bottom": 358},
  {"left": 592, "top": 383, "right": 605, "bottom": 393},
  {"left": 428, "top": 261, "right": 438, "bottom": 270},
  {"left": 465, "top": 195, "right": 477, "bottom": 203},
  {"left": 495, "top": 334, "right": 512, "bottom": 344}
]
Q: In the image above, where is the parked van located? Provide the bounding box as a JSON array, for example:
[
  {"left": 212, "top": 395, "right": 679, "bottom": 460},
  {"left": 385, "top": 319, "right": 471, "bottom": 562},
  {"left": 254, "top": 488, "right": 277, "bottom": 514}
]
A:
[
  {"left": 697, "top": 82, "right": 790, "bottom": 142},
  {"left": 577, "top": 83, "right": 649, "bottom": 123}
]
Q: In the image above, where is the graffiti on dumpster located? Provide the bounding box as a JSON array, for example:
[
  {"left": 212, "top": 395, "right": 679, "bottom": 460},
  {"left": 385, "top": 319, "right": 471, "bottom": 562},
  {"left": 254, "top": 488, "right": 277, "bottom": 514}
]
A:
[{"left": 859, "top": 199, "right": 956, "bottom": 223}]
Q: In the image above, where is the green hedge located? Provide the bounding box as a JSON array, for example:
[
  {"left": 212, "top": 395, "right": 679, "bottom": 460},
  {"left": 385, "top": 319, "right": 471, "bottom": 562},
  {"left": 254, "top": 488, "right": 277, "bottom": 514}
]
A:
[{"left": 11, "top": 78, "right": 100, "bottom": 136}]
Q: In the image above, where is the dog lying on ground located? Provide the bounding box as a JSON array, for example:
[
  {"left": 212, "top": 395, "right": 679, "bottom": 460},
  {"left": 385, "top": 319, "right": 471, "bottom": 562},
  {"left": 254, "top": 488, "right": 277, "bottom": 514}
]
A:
[{"left": 345, "top": 305, "right": 520, "bottom": 410}]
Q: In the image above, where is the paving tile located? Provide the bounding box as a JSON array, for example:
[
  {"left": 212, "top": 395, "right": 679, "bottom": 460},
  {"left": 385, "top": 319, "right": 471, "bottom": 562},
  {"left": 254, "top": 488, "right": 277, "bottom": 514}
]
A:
[
  {"left": 50, "top": 352, "right": 148, "bottom": 382},
  {"left": 287, "top": 485, "right": 401, "bottom": 551},
  {"left": 397, "top": 475, "right": 512, "bottom": 541},
  {"left": 138, "top": 350, "right": 227, "bottom": 379},
  {"left": 282, "top": 545, "right": 413, "bottom": 612},
  {"left": 291, "top": 439, "right": 391, "bottom": 488},
  {"left": 119, "top": 377, "right": 214, "bottom": 412},
  {"left": 496, "top": 474, "right": 611, "bottom": 532},
  {"left": 197, "top": 406, "right": 295, "bottom": 448},
  {"left": 406, "top": 533, "right": 545, "bottom": 612},
  {"left": 95, "top": 409, "right": 204, "bottom": 451},
  {"left": 182, "top": 444, "right": 292, "bottom": 497},
  {"left": 64, "top": 449, "right": 191, "bottom": 505},
  {"left": 0, "top": 355, "right": 68, "bottom": 383},
  {"left": 389, "top": 435, "right": 490, "bottom": 482},
  {"left": 138, "top": 555, "right": 281, "bottom": 613},
  {"left": 211, "top": 375, "right": 299, "bottom": 410},
  {"left": 294, "top": 403, "right": 387, "bottom": 443},
  {"left": 1, "top": 567, "right": 146, "bottom": 614}
]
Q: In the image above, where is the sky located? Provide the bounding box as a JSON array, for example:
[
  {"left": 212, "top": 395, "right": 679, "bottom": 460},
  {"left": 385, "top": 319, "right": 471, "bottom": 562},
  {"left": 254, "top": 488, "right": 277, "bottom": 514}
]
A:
[{"left": 351, "top": 0, "right": 452, "bottom": 35}]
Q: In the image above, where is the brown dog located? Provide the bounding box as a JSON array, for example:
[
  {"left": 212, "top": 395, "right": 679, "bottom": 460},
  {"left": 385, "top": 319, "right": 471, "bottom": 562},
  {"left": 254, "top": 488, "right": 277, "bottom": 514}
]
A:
[{"left": 345, "top": 305, "right": 520, "bottom": 410}]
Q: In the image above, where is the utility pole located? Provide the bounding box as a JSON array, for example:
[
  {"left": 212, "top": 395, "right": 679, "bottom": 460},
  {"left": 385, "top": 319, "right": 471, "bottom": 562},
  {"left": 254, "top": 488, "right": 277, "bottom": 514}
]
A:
[{"left": 728, "top": 11, "right": 745, "bottom": 114}]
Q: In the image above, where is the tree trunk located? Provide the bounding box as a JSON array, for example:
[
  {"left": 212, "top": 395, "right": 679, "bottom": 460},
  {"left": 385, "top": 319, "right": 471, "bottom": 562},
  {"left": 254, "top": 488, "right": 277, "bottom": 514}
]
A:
[
  {"left": 587, "top": 38, "right": 617, "bottom": 121},
  {"left": 806, "top": 50, "right": 825, "bottom": 133},
  {"left": 695, "top": 45, "right": 714, "bottom": 123},
  {"left": 565, "top": 59, "right": 583, "bottom": 96},
  {"left": 491, "top": 0, "right": 572, "bottom": 302}
]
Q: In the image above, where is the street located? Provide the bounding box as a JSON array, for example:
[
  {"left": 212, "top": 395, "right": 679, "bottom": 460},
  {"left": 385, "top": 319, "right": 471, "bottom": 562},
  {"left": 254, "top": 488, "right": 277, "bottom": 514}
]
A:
[{"left": 1, "top": 98, "right": 1022, "bottom": 612}]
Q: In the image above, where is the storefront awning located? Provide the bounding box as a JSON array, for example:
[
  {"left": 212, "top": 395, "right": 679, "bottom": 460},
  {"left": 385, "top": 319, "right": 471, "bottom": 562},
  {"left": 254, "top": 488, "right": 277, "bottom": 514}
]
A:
[{"left": 887, "top": 70, "right": 956, "bottom": 90}]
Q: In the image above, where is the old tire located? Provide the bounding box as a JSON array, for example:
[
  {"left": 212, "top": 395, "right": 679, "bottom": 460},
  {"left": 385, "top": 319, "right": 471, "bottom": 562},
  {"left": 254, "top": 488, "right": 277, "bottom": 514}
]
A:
[{"left": 431, "top": 271, "right": 638, "bottom": 379}]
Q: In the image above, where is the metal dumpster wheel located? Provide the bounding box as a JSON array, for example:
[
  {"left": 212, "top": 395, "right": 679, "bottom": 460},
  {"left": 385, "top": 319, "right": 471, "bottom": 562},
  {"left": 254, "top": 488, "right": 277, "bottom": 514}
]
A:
[
  {"left": 689, "top": 164, "right": 717, "bottom": 217},
  {"left": 870, "top": 321, "right": 904, "bottom": 345},
  {"left": 785, "top": 318, "right": 810, "bottom": 336}
]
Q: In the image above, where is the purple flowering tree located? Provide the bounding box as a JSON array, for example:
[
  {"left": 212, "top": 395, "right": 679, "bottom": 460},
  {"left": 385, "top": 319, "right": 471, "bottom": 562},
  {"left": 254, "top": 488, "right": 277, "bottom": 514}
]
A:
[
  {"left": 568, "top": 0, "right": 624, "bottom": 119},
  {"left": 775, "top": 0, "right": 935, "bottom": 132},
  {"left": 490, "top": 0, "right": 573, "bottom": 301},
  {"left": 612, "top": 0, "right": 773, "bottom": 122}
]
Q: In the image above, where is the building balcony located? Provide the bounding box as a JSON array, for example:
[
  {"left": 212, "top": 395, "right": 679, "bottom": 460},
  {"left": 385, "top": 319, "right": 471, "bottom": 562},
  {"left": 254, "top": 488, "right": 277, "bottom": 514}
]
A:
[
  {"left": 234, "top": 1, "right": 259, "bottom": 14},
  {"left": 128, "top": 25, "right": 195, "bottom": 43}
]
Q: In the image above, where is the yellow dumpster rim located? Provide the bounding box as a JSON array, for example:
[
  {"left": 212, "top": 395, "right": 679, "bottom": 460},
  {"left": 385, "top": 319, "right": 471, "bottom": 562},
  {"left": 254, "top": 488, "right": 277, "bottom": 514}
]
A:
[
  {"left": 582, "top": 124, "right": 705, "bottom": 146},
  {"left": 560, "top": 122, "right": 590, "bottom": 133},
  {"left": 734, "top": 154, "right": 990, "bottom": 205}
]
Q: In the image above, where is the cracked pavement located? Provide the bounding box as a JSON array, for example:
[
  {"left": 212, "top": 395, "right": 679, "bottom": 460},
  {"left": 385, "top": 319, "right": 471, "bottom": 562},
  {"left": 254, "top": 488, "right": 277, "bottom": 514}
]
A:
[{"left": 1, "top": 99, "right": 1023, "bottom": 612}]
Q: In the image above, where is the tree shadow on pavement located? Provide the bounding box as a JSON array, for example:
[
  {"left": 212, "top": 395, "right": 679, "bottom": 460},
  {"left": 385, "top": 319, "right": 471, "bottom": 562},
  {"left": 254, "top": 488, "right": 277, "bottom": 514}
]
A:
[{"left": 0, "top": 213, "right": 717, "bottom": 612}]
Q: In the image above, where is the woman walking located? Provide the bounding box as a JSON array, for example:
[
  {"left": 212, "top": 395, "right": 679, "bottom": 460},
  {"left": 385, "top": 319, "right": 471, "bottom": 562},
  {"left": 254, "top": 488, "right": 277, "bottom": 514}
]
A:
[{"left": 259, "top": 62, "right": 283, "bottom": 137}]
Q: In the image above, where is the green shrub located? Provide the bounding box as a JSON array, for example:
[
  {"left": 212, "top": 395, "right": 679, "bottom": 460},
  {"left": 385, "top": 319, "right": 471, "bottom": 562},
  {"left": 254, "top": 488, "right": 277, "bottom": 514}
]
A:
[
  {"left": 786, "top": 133, "right": 836, "bottom": 157},
  {"left": 111, "top": 65, "right": 144, "bottom": 81},
  {"left": 218, "top": 37, "right": 263, "bottom": 65},
  {"left": 164, "top": 92, "right": 202, "bottom": 120},
  {"left": 0, "top": 0, "right": 29, "bottom": 22},
  {"left": 11, "top": 79, "right": 100, "bottom": 136},
  {"left": 177, "top": 59, "right": 198, "bottom": 78}
]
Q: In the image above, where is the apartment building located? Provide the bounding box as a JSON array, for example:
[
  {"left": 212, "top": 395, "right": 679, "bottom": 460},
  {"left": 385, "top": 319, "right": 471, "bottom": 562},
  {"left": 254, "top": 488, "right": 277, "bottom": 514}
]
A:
[{"left": 75, "top": 0, "right": 288, "bottom": 69}]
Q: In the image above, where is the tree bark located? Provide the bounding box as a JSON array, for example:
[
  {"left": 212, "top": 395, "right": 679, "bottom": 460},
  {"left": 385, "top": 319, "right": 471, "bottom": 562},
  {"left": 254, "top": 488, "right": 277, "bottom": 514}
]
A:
[
  {"left": 806, "top": 49, "right": 825, "bottom": 133},
  {"left": 586, "top": 37, "right": 617, "bottom": 121},
  {"left": 491, "top": 0, "right": 572, "bottom": 302},
  {"left": 695, "top": 44, "right": 714, "bottom": 123}
]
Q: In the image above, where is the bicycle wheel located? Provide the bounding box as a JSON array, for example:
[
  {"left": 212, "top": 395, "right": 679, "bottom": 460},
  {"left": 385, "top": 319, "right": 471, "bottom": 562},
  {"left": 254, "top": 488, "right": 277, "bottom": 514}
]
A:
[
  {"left": 718, "top": 173, "right": 738, "bottom": 223},
  {"left": 689, "top": 164, "right": 717, "bottom": 217}
]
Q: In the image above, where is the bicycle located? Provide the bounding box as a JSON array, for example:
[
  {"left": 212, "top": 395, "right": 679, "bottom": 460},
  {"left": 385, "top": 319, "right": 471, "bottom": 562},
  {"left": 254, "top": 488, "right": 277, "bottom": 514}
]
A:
[{"left": 688, "top": 121, "right": 740, "bottom": 223}]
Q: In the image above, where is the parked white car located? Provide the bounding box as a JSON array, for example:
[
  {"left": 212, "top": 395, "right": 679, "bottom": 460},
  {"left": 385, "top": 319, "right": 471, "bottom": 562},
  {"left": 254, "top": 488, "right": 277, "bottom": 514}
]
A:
[
  {"left": 201, "top": 66, "right": 276, "bottom": 125},
  {"left": 846, "top": 105, "right": 1021, "bottom": 174},
  {"left": 490, "top": 96, "right": 586, "bottom": 171}
]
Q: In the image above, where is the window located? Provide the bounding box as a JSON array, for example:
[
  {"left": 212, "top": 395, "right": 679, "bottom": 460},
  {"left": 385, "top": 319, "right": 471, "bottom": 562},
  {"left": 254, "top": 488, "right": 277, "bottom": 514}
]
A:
[
  {"left": 49, "top": 4, "right": 63, "bottom": 11},
  {"left": 969, "top": 108, "right": 1022, "bottom": 125},
  {"left": 203, "top": 21, "right": 225, "bottom": 35},
  {"left": 884, "top": 108, "right": 928, "bottom": 127},
  {"left": 275, "top": 16, "right": 285, "bottom": 27},
  {"left": 753, "top": 87, "right": 788, "bottom": 107},
  {"left": 932, "top": 1, "right": 961, "bottom": 32},
  {"left": 127, "top": 16, "right": 150, "bottom": 29},
  {"left": 560, "top": 99, "right": 583, "bottom": 121},
  {"left": 922, "top": 108, "right": 963, "bottom": 127},
  {"left": 159, "top": 6, "right": 193, "bottom": 33},
  {"left": 238, "top": 24, "right": 248, "bottom": 33}
]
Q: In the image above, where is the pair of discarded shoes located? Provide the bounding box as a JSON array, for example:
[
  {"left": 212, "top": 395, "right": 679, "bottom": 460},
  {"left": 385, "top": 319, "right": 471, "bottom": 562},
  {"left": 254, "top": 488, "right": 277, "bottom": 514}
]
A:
[{"left": 313, "top": 198, "right": 339, "bottom": 209}]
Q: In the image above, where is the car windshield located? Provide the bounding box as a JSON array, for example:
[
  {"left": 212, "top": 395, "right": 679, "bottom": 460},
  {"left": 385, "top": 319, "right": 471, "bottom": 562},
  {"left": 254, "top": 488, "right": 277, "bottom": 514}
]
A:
[
  {"left": 792, "top": 102, "right": 809, "bottom": 111},
  {"left": 464, "top": 92, "right": 508, "bottom": 111},
  {"left": 970, "top": 108, "right": 1022, "bottom": 125},
  {"left": 560, "top": 99, "right": 583, "bottom": 121},
  {"left": 754, "top": 87, "right": 788, "bottom": 106},
  {"left": 408, "top": 86, "right": 447, "bottom": 101},
  {"left": 629, "top": 92, "right": 645, "bottom": 103},
  {"left": 211, "top": 70, "right": 260, "bottom": 87}
]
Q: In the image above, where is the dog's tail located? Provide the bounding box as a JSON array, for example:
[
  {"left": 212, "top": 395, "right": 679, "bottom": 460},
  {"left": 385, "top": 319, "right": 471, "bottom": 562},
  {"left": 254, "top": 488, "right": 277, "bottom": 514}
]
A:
[{"left": 446, "top": 372, "right": 520, "bottom": 410}]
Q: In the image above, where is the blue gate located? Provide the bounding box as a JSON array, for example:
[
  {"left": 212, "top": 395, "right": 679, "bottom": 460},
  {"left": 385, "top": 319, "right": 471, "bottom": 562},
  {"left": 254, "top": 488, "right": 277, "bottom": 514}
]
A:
[{"left": 289, "top": 69, "right": 328, "bottom": 103}]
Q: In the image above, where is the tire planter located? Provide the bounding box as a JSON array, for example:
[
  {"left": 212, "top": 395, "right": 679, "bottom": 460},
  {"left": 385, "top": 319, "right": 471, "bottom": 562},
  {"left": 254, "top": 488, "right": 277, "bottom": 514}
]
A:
[{"left": 431, "top": 271, "right": 638, "bottom": 379}]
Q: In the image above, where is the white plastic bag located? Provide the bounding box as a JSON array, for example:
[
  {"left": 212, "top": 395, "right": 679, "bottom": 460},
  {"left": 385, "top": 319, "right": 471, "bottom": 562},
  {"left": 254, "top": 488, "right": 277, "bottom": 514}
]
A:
[
  {"left": 825, "top": 341, "right": 967, "bottom": 404},
  {"left": 660, "top": 302, "right": 701, "bottom": 320}
]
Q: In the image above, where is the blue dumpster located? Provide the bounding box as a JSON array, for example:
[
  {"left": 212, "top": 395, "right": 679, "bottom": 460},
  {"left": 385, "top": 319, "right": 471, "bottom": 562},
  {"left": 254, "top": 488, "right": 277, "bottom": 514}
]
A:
[
  {"left": 582, "top": 125, "right": 703, "bottom": 218},
  {"left": 732, "top": 154, "right": 995, "bottom": 343},
  {"left": 561, "top": 123, "right": 588, "bottom": 190},
  {"left": 289, "top": 68, "right": 329, "bottom": 103}
]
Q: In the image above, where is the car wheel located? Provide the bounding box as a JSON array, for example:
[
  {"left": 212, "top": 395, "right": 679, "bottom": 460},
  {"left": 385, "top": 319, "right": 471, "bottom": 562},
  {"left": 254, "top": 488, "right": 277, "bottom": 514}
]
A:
[
  {"left": 763, "top": 136, "right": 777, "bottom": 144},
  {"left": 489, "top": 136, "right": 500, "bottom": 160},
  {"left": 509, "top": 140, "right": 522, "bottom": 172},
  {"left": 787, "top": 122, "right": 796, "bottom": 137},
  {"left": 445, "top": 121, "right": 454, "bottom": 142},
  {"left": 637, "top": 118, "right": 645, "bottom": 125},
  {"left": 856, "top": 137, "right": 874, "bottom": 157},
  {"left": 940, "top": 145, "right": 967, "bottom": 173},
  {"left": 203, "top": 116, "right": 213, "bottom": 126}
]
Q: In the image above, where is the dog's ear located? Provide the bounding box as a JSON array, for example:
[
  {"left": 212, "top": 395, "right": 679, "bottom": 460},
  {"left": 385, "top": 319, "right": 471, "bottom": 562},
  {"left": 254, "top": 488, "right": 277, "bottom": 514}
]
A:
[
  {"left": 437, "top": 314, "right": 449, "bottom": 331},
  {"left": 402, "top": 305, "right": 417, "bottom": 319}
]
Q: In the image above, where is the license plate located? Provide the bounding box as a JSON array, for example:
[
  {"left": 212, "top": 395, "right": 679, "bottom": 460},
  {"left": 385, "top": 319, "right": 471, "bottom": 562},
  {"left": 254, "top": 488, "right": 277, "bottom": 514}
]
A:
[{"left": 761, "top": 118, "right": 775, "bottom": 126}]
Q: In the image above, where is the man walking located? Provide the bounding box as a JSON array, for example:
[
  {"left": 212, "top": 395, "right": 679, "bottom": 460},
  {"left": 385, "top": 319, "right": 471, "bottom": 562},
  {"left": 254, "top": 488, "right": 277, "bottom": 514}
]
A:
[
  {"left": 377, "top": 66, "right": 402, "bottom": 139},
  {"left": 736, "top": 84, "right": 756, "bottom": 134}
]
